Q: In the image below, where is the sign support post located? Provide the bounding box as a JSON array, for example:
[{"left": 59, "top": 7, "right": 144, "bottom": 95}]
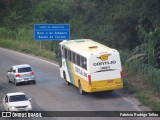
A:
[{"left": 40, "top": 40, "right": 42, "bottom": 50}]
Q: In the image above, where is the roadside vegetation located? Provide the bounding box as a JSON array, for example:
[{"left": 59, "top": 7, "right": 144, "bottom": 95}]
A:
[{"left": 0, "top": 0, "right": 160, "bottom": 111}]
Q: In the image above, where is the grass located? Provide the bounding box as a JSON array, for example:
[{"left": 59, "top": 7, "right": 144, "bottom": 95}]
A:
[
  {"left": 0, "top": 27, "right": 59, "bottom": 61},
  {"left": 135, "top": 92, "right": 149, "bottom": 106},
  {"left": 0, "top": 39, "right": 58, "bottom": 62},
  {"left": 121, "top": 51, "right": 160, "bottom": 111},
  {"left": 122, "top": 69, "right": 160, "bottom": 111},
  {"left": 135, "top": 90, "right": 160, "bottom": 111}
]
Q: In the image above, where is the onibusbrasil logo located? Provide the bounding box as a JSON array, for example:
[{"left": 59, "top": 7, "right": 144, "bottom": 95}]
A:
[{"left": 2, "top": 112, "right": 42, "bottom": 118}]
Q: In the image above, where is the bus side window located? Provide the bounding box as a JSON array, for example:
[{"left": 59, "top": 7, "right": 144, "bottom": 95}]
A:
[
  {"left": 65, "top": 48, "right": 67, "bottom": 59},
  {"left": 80, "top": 57, "right": 87, "bottom": 70},
  {"left": 62, "top": 47, "right": 65, "bottom": 58},
  {"left": 80, "top": 56, "right": 84, "bottom": 68},
  {"left": 71, "top": 51, "right": 73, "bottom": 62},
  {"left": 74, "top": 54, "right": 77, "bottom": 64},
  {"left": 83, "top": 58, "right": 87, "bottom": 70},
  {"left": 67, "top": 49, "right": 69, "bottom": 60},
  {"left": 71, "top": 51, "right": 74, "bottom": 62},
  {"left": 72, "top": 52, "right": 76, "bottom": 63},
  {"left": 77, "top": 54, "right": 80, "bottom": 66},
  {"left": 68, "top": 50, "right": 71, "bottom": 61}
]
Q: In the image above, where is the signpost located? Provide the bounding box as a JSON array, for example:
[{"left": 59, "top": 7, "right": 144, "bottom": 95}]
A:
[{"left": 34, "top": 24, "right": 70, "bottom": 49}]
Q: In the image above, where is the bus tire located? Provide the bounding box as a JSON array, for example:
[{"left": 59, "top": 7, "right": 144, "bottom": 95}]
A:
[
  {"left": 66, "top": 80, "right": 70, "bottom": 85},
  {"left": 107, "top": 90, "right": 113, "bottom": 93},
  {"left": 78, "top": 81, "right": 85, "bottom": 95},
  {"left": 63, "top": 71, "right": 70, "bottom": 85}
]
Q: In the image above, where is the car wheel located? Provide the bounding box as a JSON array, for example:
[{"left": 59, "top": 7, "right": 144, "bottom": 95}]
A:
[
  {"left": 7, "top": 76, "right": 11, "bottom": 83},
  {"left": 33, "top": 81, "right": 36, "bottom": 84},
  {"left": 78, "top": 81, "right": 85, "bottom": 95},
  {"left": 14, "top": 80, "right": 18, "bottom": 86}
]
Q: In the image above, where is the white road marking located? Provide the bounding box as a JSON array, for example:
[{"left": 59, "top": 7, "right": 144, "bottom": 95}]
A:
[{"left": 0, "top": 47, "right": 59, "bottom": 67}]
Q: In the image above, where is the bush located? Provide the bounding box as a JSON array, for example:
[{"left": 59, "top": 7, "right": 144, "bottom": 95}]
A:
[
  {"left": 0, "top": 27, "right": 16, "bottom": 39},
  {"left": 145, "top": 67, "right": 160, "bottom": 94}
]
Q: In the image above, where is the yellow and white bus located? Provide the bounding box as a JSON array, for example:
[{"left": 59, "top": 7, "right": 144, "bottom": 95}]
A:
[{"left": 58, "top": 39, "right": 123, "bottom": 94}]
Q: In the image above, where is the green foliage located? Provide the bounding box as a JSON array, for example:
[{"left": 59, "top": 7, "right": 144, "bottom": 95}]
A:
[
  {"left": 151, "top": 101, "right": 160, "bottom": 111},
  {"left": 0, "top": 0, "right": 159, "bottom": 50},
  {"left": 127, "top": 26, "right": 160, "bottom": 68},
  {"left": 31, "top": 0, "right": 70, "bottom": 24},
  {"left": 135, "top": 92, "right": 149, "bottom": 106},
  {"left": 0, "top": 39, "right": 56, "bottom": 61},
  {"left": 1, "top": 0, "right": 40, "bottom": 29},
  {"left": 119, "top": 50, "right": 130, "bottom": 65},
  {"left": 123, "top": 78, "right": 136, "bottom": 94},
  {"left": 15, "top": 28, "right": 34, "bottom": 43},
  {"left": 0, "top": 27, "right": 16, "bottom": 39},
  {"left": 144, "top": 67, "right": 160, "bottom": 93}
]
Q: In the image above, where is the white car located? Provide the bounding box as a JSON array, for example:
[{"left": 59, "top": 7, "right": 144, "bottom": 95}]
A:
[
  {"left": 3, "top": 92, "right": 32, "bottom": 111},
  {"left": 7, "top": 64, "right": 36, "bottom": 86}
]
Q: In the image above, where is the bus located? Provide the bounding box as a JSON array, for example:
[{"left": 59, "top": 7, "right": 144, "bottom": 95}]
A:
[{"left": 58, "top": 39, "right": 123, "bottom": 94}]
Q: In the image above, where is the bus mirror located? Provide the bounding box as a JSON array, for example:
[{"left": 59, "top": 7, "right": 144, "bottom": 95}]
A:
[{"left": 55, "top": 50, "right": 59, "bottom": 58}]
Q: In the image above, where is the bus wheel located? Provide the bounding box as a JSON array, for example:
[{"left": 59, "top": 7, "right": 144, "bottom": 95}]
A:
[
  {"left": 63, "top": 71, "right": 70, "bottom": 85},
  {"left": 78, "top": 81, "right": 85, "bottom": 95},
  {"left": 66, "top": 80, "right": 70, "bottom": 85},
  {"left": 107, "top": 90, "right": 113, "bottom": 93}
]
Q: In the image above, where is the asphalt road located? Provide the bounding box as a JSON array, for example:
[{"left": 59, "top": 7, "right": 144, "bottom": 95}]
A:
[{"left": 0, "top": 47, "right": 159, "bottom": 120}]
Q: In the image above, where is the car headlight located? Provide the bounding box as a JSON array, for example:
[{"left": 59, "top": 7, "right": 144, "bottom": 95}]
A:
[
  {"left": 10, "top": 106, "right": 16, "bottom": 109},
  {"left": 27, "top": 104, "right": 32, "bottom": 108}
]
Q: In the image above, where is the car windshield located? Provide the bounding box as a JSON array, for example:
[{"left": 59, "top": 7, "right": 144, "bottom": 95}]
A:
[
  {"left": 9, "top": 95, "right": 28, "bottom": 102},
  {"left": 18, "top": 67, "right": 32, "bottom": 73}
]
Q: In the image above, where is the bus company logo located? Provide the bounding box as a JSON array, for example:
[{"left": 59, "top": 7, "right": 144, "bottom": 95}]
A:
[{"left": 97, "top": 54, "right": 111, "bottom": 61}]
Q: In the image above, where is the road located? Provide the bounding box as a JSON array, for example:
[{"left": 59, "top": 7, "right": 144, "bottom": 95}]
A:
[{"left": 0, "top": 47, "right": 159, "bottom": 120}]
